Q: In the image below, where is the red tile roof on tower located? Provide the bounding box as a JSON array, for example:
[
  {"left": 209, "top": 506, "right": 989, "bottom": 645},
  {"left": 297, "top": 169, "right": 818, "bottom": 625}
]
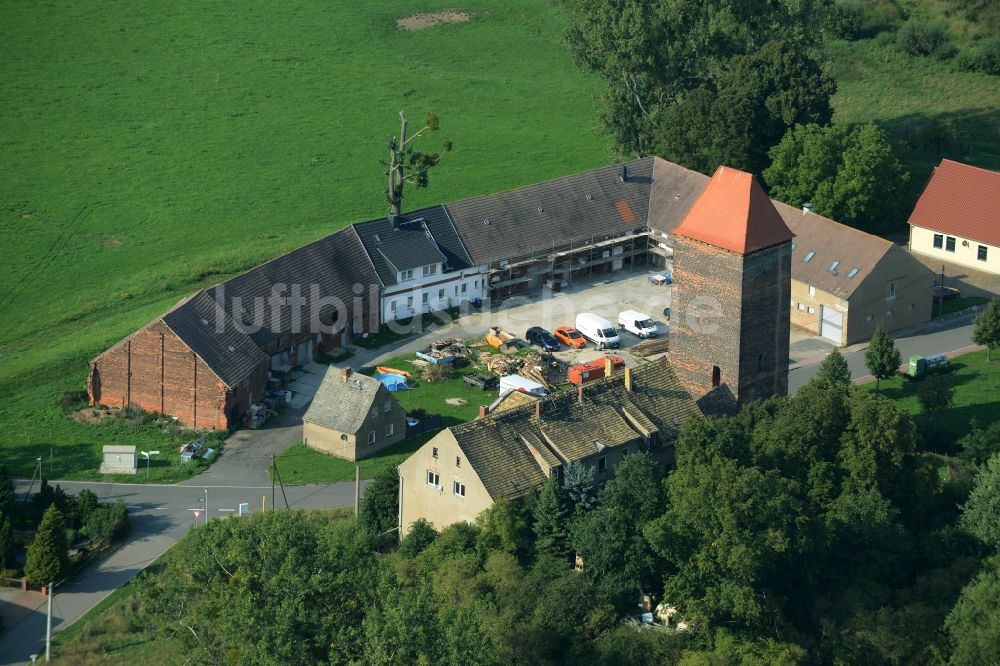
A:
[
  {"left": 908, "top": 159, "right": 1000, "bottom": 247},
  {"left": 671, "top": 165, "right": 794, "bottom": 255}
]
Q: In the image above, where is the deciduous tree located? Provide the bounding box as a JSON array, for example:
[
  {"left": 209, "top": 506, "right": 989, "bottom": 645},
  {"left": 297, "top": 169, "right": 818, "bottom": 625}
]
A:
[
  {"left": 815, "top": 348, "right": 852, "bottom": 387},
  {"left": 972, "top": 299, "right": 1000, "bottom": 361},
  {"left": 917, "top": 373, "right": 955, "bottom": 414},
  {"left": 763, "top": 122, "right": 910, "bottom": 232},
  {"left": 865, "top": 324, "right": 901, "bottom": 391},
  {"left": 383, "top": 111, "right": 451, "bottom": 217},
  {"left": 960, "top": 453, "right": 1000, "bottom": 551},
  {"left": 359, "top": 466, "right": 399, "bottom": 542},
  {"left": 944, "top": 557, "right": 1000, "bottom": 666}
]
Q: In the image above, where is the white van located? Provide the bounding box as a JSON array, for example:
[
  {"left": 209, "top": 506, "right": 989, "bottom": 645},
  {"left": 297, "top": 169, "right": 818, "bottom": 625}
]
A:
[
  {"left": 498, "top": 375, "right": 547, "bottom": 399},
  {"left": 618, "top": 310, "right": 658, "bottom": 338},
  {"left": 575, "top": 313, "right": 621, "bottom": 349}
]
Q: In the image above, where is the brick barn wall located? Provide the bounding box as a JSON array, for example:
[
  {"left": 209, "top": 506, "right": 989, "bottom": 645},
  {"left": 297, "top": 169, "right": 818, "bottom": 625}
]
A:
[
  {"left": 88, "top": 321, "right": 246, "bottom": 430},
  {"left": 668, "top": 236, "right": 745, "bottom": 410}
]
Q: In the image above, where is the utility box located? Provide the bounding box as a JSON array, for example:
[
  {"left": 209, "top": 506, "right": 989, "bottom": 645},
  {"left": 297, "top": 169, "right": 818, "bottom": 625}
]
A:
[
  {"left": 908, "top": 355, "right": 926, "bottom": 378},
  {"left": 100, "top": 445, "right": 137, "bottom": 475},
  {"left": 926, "top": 353, "right": 949, "bottom": 372}
]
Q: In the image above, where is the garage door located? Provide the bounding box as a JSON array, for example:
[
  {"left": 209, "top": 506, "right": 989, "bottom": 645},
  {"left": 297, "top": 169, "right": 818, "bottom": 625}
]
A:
[{"left": 819, "top": 305, "right": 843, "bottom": 344}]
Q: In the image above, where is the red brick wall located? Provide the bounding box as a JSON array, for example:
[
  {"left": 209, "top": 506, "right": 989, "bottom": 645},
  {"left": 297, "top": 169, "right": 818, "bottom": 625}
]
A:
[
  {"left": 87, "top": 321, "right": 256, "bottom": 430},
  {"left": 668, "top": 236, "right": 791, "bottom": 414}
]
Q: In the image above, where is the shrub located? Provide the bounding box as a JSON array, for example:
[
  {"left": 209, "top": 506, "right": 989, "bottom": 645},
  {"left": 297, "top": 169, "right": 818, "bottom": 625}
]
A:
[
  {"left": 421, "top": 362, "right": 453, "bottom": 383},
  {"left": 83, "top": 501, "right": 129, "bottom": 546},
  {"left": 56, "top": 388, "right": 88, "bottom": 412},
  {"left": 832, "top": 0, "right": 906, "bottom": 39},
  {"left": 957, "top": 38, "right": 1000, "bottom": 75},
  {"left": 898, "top": 20, "right": 957, "bottom": 60}
]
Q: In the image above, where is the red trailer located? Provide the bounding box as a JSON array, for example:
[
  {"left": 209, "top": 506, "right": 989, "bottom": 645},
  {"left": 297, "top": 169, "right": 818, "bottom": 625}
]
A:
[{"left": 567, "top": 355, "right": 625, "bottom": 385}]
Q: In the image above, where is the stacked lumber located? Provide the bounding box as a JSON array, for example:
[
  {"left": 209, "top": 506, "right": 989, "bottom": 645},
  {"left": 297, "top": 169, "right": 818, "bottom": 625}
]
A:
[{"left": 632, "top": 337, "right": 670, "bottom": 357}]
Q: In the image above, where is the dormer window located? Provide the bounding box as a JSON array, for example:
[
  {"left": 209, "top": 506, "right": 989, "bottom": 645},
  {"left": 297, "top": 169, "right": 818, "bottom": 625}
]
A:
[
  {"left": 422, "top": 264, "right": 437, "bottom": 277},
  {"left": 400, "top": 269, "right": 414, "bottom": 281}
]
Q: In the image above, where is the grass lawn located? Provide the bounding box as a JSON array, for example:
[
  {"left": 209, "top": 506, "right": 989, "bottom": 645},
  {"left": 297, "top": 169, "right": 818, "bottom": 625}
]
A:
[
  {"left": 825, "top": 28, "right": 1000, "bottom": 219},
  {"left": 0, "top": 1, "right": 608, "bottom": 478},
  {"left": 276, "top": 351, "right": 495, "bottom": 483},
  {"left": 863, "top": 350, "right": 1000, "bottom": 450}
]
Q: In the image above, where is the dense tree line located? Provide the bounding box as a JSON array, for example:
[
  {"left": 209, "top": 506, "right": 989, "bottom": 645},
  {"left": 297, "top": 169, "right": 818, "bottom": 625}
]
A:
[{"left": 128, "top": 356, "right": 998, "bottom": 663}]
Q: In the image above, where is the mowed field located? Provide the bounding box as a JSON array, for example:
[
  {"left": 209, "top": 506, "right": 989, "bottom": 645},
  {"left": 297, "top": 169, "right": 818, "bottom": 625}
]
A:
[{"left": 0, "top": 1, "right": 609, "bottom": 477}]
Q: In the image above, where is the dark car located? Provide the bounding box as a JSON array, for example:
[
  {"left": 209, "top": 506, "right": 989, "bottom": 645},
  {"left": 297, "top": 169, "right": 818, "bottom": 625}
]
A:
[
  {"left": 932, "top": 285, "right": 961, "bottom": 302},
  {"left": 526, "top": 326, "right": 560, "bottom": 351}
]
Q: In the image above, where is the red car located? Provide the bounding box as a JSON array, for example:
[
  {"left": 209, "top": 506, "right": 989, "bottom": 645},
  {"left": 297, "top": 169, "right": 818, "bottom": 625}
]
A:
[{"left": 553, "top": 325, "right": 586, "bottom": 349}]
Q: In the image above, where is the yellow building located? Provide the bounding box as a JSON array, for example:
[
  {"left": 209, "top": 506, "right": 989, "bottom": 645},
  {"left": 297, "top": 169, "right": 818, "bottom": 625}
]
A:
[
  {"left": 908, "top": 159, "right": 1000, "bottom": 276},
  {"left": 397, "top": 361, "right": 700, "bottom": 537}
]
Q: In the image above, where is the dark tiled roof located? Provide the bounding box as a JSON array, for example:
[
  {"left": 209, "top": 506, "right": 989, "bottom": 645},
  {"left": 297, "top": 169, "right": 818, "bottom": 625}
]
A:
[
  {"left": 303, "top": 368, "right": 386, "bottom": 433},
  {"left": 775, "top": 201, "right": 894, "bottom": 299},
  {"left": 352, "top": 206, "right": 474, "bottom": 286},
  {"left": 647, "top": 157, "right": 710, "bottom": 235},
  {"left": 449, "top": 360, "right": 699, "bottom": 501},
  {"left": 444, "top": 158, "right": 655, "bottom": 265},
  {"left": 908, "top": 159, "right": 1000, "bottom": 247},
  {"left": 161, "top": 291, "right": 268, "bottom": 387},
  {"left": 208, "top": 227, "right": 379, "bottom": 346}
]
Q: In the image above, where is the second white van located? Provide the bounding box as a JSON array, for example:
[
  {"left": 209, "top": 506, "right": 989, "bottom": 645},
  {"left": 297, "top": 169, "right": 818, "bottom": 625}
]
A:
[
  {"left": 575, "top": 313, "right": 621, "bottom": 349},
  {"left": 618, "top": 310, "right": 658, "bottom": 338}
]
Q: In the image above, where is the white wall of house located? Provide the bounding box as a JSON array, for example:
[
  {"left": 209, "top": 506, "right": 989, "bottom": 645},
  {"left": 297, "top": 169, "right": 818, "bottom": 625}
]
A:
[
  {"left": 382, "top": 263, "right": 487, "bottom": 321},
  {"left": 909, "top": 225, "right": 1000, "bottom": 275}
]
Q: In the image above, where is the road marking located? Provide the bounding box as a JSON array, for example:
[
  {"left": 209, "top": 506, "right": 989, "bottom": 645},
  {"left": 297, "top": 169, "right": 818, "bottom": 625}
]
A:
[
  {"left": 217, "top": 508, "right": 235, "bottom": 512},
  {"left": 127, "top": 505, "right": 143, "bottom": 509}
]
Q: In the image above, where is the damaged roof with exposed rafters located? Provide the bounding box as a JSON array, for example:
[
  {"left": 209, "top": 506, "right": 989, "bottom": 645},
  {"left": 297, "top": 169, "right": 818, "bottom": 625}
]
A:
[{"left": 447, "top": 360, "right": 700, "bottom": 501}]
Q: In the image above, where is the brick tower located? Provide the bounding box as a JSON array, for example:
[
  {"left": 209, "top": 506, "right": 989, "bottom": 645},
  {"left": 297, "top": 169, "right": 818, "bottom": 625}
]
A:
[{"left": 669, "top": 166, "right": 794, "bottom": 414}]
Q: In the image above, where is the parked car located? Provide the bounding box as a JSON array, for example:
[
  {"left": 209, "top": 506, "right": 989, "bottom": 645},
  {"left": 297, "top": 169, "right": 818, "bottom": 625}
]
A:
[
  {"left": 525, "top": 326, "right": 560, "bottom": 351},
  {"left": 618, "top": 310, "right": 658, "bottom": 338},
  {"left": 575, "top": 313, "right": 621, "bottom": 349},
  {"left": 932, "top": 285, "right": 961, "bottom": 302},
  {"left": 554, "top": 325, "right": 587, "bottom": 349}
]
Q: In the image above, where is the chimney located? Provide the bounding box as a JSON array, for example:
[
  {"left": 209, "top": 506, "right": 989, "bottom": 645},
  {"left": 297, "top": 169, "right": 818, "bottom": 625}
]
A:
[
  {"left": 535, "top": 400, "right": 541, "bottom": 419},
  {"left": 625, "top": 366, "right": 632, "bottom": 392},
  {"left": 577, "top": 384, "right": 584, "bottom": 404},
  {"left": 604, "top": 356, "right": 613, "bottom": 378},
  {"left": 341, "top": 367, "right": 352, "bottom": 382},
  {"left": 802, "top": 202, "right": 814, "bottom": 214},
  {"left": 478, "top": 405, "right": 489, "bottom": 419},
  {"left": 620, "top": 165, "right": 630, "bottom": 182}
]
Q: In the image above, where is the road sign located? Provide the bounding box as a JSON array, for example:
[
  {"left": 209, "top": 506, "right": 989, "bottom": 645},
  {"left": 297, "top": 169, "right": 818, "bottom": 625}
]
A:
[
  {"left": 238, "top": 502, "right": 250, "bottom": 516},
  {"left": 193, "top": 510, "right": 202, "bottom": 519},
  {"left": 141, "top": 451, "right": 149, "bottom": 458}
]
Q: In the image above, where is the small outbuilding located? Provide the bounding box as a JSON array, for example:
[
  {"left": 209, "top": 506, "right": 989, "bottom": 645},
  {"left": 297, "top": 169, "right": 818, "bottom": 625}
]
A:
[
  {"left": 100, "top": 445, "right": 137, "bottom": 475},
  {"left": 302, "top": 367, "right": 406, "bottom": 461}
]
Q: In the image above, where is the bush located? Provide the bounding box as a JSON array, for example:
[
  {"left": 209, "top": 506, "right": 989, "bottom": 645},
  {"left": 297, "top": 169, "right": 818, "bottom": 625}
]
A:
[
  {"left": 898, "top": 20, "right": 957, "bottom": 60},
  {"left": 421, "top": 362, "right": 453, "bottom": 383},
  {"left": 957, "top": 38, "right": 1000, "bottom": 75},
  {"left": 56, "top": 389, "right": 88, "bottom": 413},
  {"left": 832, "top": 0, "right": 906, "bottom": 39},
  {"left": 83, "top": 501, "right": 129, "bottom": 546}
]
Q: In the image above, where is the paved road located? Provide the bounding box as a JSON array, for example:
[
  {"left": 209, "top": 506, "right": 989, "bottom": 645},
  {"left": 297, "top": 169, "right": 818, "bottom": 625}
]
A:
[
  {"left": 0, "top": 479, "right": 363, "bottom": 665},
  {"left": 789, "top": 314, "right": 976, "bottom": 393}
]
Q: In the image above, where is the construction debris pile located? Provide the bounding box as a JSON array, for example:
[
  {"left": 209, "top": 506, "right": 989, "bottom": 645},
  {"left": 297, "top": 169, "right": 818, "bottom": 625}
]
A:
[
  {"left": 632, "top": 337, "right": 669, "bottom": 357},
  {"left": 416, "top": 337, "right": 470, "bottom": 364},
  {"left": 478, "top": 351, "right": 566, "bottom": 388}
]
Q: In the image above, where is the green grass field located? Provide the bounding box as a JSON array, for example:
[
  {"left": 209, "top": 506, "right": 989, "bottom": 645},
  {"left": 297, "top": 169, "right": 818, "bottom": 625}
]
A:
[
  {"left": 0, "top": 1, "right": 608, "bottom": 478},
  {"left": 864, "top": 349, "right": 1000, "bottom": 449}
]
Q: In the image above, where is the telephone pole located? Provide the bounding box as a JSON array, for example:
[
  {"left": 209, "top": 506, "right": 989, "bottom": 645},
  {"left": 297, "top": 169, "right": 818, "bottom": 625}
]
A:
[
  {"left": 45, "top": 581, "right": 54, "bottom": 661},
  {"left": 354, "top": 465, "right": 361, "bottom": 517}
]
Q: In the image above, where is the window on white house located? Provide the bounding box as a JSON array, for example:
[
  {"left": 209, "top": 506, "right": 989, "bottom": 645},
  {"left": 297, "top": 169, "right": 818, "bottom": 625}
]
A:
[
  {"left": 401, "top": 269, "right": 414, "bottom": 281},
  {"left": 367, "top": 431, "right": 376, "bottom": 445},
  {"left": 946, "top": 236, "right": 956, "bottom": 252},
  {"left": 933, "top": 234, "right": 944, "bottom": 249},
  {"left": 385, "top": 423, "right": 394, "bottom": 437},
  {"left": 422, "top": 264, "right": 437, "bottom": 276},
  {"left": 390, "top": 300, "right": 397, "bottom": 312},
  {"left": 427, "top": 470, "right": 440, "bottom": 487},
  {"left": 407, "top": 295, "right": 414, "bottom": 307},
  {"left": 454, "top": 286, "right": 459, "bottom": 295},
  {"left": 978, "top": 245, "right": 988, "bottom": 262},
  {"left": 461, "top": 283, "right": 467, "bottom": 293},
  {"left": 453, "top": 480, "right": 466, "bottom": 497},
  {"left": 438, "top": 288, "right": 444, "bottom": 299},
  {"left": 422, "top": 293, "right": 429, "bottom": 304},
  {"left": 887, "top": 281, "right": 896, "bottom": 300}
]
